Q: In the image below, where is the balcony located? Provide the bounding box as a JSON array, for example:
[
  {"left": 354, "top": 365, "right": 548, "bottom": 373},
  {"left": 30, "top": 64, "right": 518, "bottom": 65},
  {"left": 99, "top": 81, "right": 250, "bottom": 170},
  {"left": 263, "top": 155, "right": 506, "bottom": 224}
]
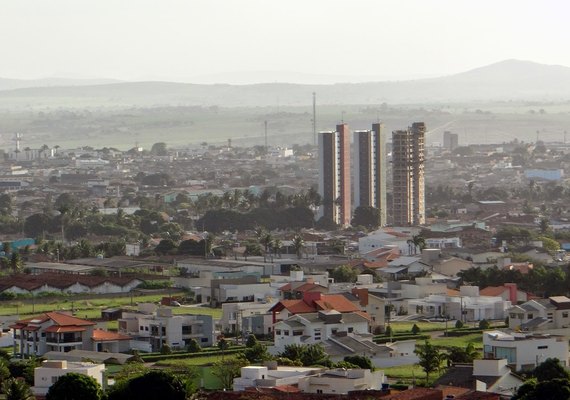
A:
[{"left": 46, "top": 335, "right": 83, "bottom": 344}]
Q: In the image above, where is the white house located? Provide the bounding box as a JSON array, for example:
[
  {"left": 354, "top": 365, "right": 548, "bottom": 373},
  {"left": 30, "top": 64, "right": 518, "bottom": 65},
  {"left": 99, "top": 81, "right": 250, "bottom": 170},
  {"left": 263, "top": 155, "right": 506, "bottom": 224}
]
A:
[
  {"left": 32, "top": 360, "right": 105, "bottom": 396},
  {"left": 233, "top": 365, "right": 320, "bottom": 391},
  {"left": 118, "top": 304, "right": 214, "bottom": 351},
  {"left": 483, "top": 330, "right": 569, "bottom": 371},
  {"left": 221, "top": 301, "right": 276, "bottom": 335},
  {"left": 298, "top": 368, "right": 387, "bottom": 394},
  {"left": 508, "top": 296, "right": 570, "bottom": 332},
  {"left": 406, "top": 286, "right": 511, "bottom": 321},
  {"left": 272, "top": 310, "right": 370, "bottom": 353}
]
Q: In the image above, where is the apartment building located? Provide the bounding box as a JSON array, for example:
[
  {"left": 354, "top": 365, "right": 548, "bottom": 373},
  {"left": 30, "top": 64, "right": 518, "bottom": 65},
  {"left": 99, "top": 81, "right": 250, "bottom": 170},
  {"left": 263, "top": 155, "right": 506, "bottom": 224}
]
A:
[
  {"left": 392, "top": 122, "right": 426, "bottom": 226},
  {"left": 318, "top": 124, "right": 351, "bottom": 226}
]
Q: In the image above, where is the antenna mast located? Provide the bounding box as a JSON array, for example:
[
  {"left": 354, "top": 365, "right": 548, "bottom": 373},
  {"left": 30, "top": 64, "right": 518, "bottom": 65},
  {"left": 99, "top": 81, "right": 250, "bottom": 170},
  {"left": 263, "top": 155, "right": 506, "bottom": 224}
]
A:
[{"left": 312, "top": 92, "right": 317, "bottom": 146}]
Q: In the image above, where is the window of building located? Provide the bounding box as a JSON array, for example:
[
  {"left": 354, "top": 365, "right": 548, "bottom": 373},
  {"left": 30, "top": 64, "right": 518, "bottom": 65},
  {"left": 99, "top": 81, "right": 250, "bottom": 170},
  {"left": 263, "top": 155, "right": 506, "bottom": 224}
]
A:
[
  {"left": 563, "top": 312, "right": 569, "bottom": 318},
  {"left": 284, "top": 330, "right": 289, "bottom": 336},
  {"left": 316, "top": 390, "right": 323, "bottom": 394},
  {"left": 276, "top": 329, "right": 281, "bottom": 335},
  {"left": 538, "top": 345, "right": 548, "bottom": 349},
  {"left": 527, "top": 313, "right": 533, "bottom": 319},
  {"left": 201, "top": 338, "right": 208, "bottom": 343},
  {"left": 51, "top": 376, "right": 59, "bottom": 384},
  {"left": 348, "top": 327, "right": 354, "bottom": 333},
  {"left": 293, "top": 330, "right": 303, "bottom": 336}
]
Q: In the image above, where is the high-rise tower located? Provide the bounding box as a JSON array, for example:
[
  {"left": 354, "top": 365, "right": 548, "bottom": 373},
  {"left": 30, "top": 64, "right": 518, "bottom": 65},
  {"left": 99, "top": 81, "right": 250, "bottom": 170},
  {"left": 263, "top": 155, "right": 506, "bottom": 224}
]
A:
[
  {"left": 392, "top": 122, "right": 426, "bottom": 226},
  {"left": 354, "top": 123, "right": 387, "bottom": 226},
  {"left": 318, "top": 124, "right": 351, "bottom": 226}
]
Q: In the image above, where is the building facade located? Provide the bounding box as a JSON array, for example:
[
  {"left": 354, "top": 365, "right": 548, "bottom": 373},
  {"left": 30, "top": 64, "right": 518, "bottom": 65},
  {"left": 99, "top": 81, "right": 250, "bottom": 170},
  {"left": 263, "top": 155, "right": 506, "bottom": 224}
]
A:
[
  {"left": 392, "top": 122, "right": 426, "bottom": 226},
  {"left": 443, "top": 131, "right": 459, "bottom": 151},
  {"left": 354, "top": 123, "right": 387, "bottom": 226},
  {"left": 318, "top": 124, "right": 351, "bottom": 226}
]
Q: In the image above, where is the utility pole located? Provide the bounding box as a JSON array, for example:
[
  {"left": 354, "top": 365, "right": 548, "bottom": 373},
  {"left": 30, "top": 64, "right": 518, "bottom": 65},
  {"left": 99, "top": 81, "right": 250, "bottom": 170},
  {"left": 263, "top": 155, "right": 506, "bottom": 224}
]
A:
[{"left": 312, "top": 92, "right": 317, "bottom": 146}]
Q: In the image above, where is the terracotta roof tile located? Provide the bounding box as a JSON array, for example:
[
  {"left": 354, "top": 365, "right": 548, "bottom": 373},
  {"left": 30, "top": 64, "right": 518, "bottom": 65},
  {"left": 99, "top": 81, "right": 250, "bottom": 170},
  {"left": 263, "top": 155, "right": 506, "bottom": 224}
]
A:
[
  {"left": 44, "top": 326, "right": 86, "bottom": 333},
  {"left": 92, "top": 329, "right": 131, "bottom": 341}
]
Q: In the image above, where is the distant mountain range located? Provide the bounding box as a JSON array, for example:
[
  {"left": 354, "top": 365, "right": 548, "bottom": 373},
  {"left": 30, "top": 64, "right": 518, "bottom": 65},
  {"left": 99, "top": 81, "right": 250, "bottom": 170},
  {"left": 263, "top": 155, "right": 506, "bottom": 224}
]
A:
[{"left": 1, "top": 60, "right": 569, "bottom": 107}]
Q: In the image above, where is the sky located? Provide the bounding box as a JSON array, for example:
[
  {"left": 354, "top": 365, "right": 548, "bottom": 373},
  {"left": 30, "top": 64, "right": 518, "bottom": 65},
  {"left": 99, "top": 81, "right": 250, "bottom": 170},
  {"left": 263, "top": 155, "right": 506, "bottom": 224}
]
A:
[{"left": 1, "top": 0, "right": 569, "bottom": 84}]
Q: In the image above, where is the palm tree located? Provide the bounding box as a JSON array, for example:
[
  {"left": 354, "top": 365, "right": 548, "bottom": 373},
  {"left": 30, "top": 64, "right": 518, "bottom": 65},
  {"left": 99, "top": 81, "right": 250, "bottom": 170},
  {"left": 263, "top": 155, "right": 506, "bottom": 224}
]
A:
[
  {"left": 272, "top": 238, "right": 283, "bottom": 259},
  {"left": 259, "top": 232, "right": 274, "bottom": 262},
  {"left": 292, "top": 234, "right": 305, "bottom": 259},
  {"left": 411, "top": 235, "right": 426, "bottom": 255},
  {"left": 2, "top": 378, "right": 34, "bottom": 400}
]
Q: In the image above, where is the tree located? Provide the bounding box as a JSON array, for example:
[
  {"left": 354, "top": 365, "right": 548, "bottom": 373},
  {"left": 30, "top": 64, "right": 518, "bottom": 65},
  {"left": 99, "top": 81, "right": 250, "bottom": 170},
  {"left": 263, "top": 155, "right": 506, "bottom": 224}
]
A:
[
  {"left": 10, "top": 253, "right": 22, "bottom": 273},
  {"left": 217, "top": 338, "right": 229, "bottom": 359},
  {"left": 291, "top": 234, "right": 305, "bottom": 259},
  {"left": 330, "top": 265, "right": 358, "bottom": 283},
  {"left": 444, "top": 343, "right": 479, "bottom": 365},
  {"left": 150, "top": 142, "right": 168, "bottom": 156},
  {"left": 107, "top": 370, "right": 186, "bottom": 400},
  {"left": 246, "top": 334, "right": 258, "bottom": 348},
  {"left": 2, "top": 378, "right": 34, "bottom": 400},
  {"left": 351, "top": 206, "right": 381, "bottom": 230},
  {"left": 46, "top": 373, "right": 103, "bottom": 400},
  {"left": 154, "top": 239, "right": 176, "bottom": 255},
  {"left": 411, "top": 323, "right": 421, "bottom": 335},
  {"left": 414, "top": 340, "right": 442, "bottom": 384},
  {"left": 512, "top": 378, "right": 570, "bottom": 400},
  {"left": 539, "top": 218, "right": 551, "bottom": 234},
  {"left": 211, "top": 357, "right": 249, "bottom": 390},
  {"left": 343, "top": 355, "right": 374, "bottom": 370},
  {"left": 300, "top": 344, "right": 330, "bottom": 367},
  {"left": 478, "top": 319, "right": 491, "bottom": 329},
  {"left": 533, "top": 358, "right": 570, "bottom": 382},
  {"left": 186, "top": 338, "right": 202, "bottom": 353},
  {"left": 244, "top": 343, "right": 271, "bottom": 363}
]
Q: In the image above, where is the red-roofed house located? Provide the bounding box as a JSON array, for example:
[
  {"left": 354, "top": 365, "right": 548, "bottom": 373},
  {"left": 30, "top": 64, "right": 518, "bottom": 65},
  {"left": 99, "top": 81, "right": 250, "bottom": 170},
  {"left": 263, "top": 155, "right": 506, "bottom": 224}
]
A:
[
  {"left": 278, "top": 281, "right": 328, "bottom": 300},
  {"left": 10, "top": 312, "right": 131, "bottom": 357},
  {"left": 479, "top": 283, "right": 530, "bottom": 303},
  {"left": 269, "top": 292, "right": 360, "bottom": 323}
]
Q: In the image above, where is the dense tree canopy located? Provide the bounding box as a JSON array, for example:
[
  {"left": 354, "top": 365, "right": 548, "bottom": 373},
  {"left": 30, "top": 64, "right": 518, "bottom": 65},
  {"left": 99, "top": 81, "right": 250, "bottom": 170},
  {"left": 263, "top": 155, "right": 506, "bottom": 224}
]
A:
[{"left": 46, "top": 373, "right": 102, "bottom": 400}]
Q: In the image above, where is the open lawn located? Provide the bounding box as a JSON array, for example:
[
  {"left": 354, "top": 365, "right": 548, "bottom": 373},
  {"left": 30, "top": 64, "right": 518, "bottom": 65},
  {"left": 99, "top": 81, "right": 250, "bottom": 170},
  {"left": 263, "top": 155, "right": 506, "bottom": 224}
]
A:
[
  {"left": 0, "top": 294, "right": 222, "bottom": 321},
  {"left": 389, "top": 321, "right": 448, "bottom": 333},
  {"left": 383, "top": 363, "right": 445, "bottom": 385},
  {"left": 429, "top": 333, "right": 483, "bottom": 349},
  {"left": 154, "top": 354, "right": 225, "bottom": 367}
]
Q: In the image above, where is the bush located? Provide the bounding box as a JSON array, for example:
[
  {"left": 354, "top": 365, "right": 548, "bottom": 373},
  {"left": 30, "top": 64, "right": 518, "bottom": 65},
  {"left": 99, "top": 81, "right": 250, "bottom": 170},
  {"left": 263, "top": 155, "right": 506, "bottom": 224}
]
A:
[
  {"left": 160, "top": 344, "right": 172, "bottom": 355},
  {"left": 479, "top": 319, "right": 491, "bottom": 330},
  {"left": 411, "top": 324, "right": 421, "bottom": 335},
  {"left": 455, "top": 320, "right": 464, "bottom": 329},
  {"left": 186, "top": 339, "right": 201, "bottom": 353}
]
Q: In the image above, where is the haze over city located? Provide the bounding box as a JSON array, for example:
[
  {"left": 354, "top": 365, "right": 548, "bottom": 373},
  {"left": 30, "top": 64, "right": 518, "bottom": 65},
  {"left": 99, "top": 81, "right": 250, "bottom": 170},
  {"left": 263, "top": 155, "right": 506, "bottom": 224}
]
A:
[
  {"left": 0, "top": 2, "right": 570, "bottom": 400},
  {"left": 1, "top": 0, "right": 569, "bottom": 83}
]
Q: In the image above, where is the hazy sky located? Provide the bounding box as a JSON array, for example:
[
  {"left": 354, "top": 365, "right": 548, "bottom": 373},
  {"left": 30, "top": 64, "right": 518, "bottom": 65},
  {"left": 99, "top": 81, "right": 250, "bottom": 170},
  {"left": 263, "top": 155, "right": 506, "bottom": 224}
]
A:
[{"left": 1, "top": 0, "right": 568, "bottom": 83}]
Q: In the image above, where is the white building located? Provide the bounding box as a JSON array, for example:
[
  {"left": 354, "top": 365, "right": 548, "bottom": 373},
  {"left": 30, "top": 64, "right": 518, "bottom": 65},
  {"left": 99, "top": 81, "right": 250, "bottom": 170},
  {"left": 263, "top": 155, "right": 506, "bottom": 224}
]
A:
[
  {"left": 118, "top": 304, "right": 214, "bottom": 351},
  {"left": 272, "top": 310, "right": 370, "bottom": 353},
  {"left": 32, "top": 360, "right": 105, "bottom": 396},
  {"left": 406, "top": 286, "right": 511, "bottom": 321},
  {"left": 508, "top": 296, "right": 570, "bottom": 332},
  {"left": 298, "top": 368, "right": 387, "bottom": 394},
  {"left": 221, "top": 301, "right": 276, "bottom": 335},
  {"left": 233, "top": 365, "right": 320, "bottom": 391},
  {"left": 483, "top": 330, "right": 569, "bottom": 371}
]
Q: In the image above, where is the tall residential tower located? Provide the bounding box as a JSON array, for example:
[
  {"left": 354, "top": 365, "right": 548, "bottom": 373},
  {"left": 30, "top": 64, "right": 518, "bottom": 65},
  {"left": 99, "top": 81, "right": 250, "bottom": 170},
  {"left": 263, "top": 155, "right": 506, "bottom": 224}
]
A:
[
  {"left": 392, "top": 122, "right": 426, "bottom": 226},
  {"left": 354, "top": 123, "right": 387, "bottom": 226},
  {"left": 318, "top": 124, "right": 351, "bottom": 226}
]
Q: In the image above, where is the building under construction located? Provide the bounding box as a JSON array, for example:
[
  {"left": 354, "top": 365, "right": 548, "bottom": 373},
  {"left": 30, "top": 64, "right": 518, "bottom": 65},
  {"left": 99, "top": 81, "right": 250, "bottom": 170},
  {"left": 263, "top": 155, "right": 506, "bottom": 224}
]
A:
[{"left": 392, "top": 122, "right": 426, "bottom": 226}]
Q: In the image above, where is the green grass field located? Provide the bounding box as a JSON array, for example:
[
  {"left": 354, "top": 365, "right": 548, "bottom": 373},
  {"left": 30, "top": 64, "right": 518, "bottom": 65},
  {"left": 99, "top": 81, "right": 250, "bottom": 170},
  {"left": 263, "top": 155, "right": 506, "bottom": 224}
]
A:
[
  {"left": 0, "top": 294, "right": 222, "bottom": 321},
  {"left": 430, "top": 333, "right": 483, "bottom": 349},
  {"left": 389, "top": 321, "right": 448, "bottom": 333}
]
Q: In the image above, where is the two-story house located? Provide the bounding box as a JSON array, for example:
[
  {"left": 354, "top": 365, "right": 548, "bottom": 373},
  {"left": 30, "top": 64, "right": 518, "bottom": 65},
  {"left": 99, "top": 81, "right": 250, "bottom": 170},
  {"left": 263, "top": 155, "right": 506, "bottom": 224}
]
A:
[
  {"left": 508, "top": 296, "right": 570, "bottom": 331},
  {"left": 10, "top": 312, "right": 130, "bottom": 357},
  {"left": 483, "top": 330, "right": 569, "bottom": 371},
  {"left": 272, "top": 309, "right": 387, "bottom": 360},
  {"left": 118, "top": 304, "right": 214, "bottom": 351}
]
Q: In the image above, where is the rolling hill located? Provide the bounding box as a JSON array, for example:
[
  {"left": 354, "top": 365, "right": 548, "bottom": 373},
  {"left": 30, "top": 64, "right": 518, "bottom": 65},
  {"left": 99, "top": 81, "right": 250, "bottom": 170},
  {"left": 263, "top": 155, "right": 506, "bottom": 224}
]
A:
[{"left": 0, "top": 60, "right": 569, "bottom": 108}]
